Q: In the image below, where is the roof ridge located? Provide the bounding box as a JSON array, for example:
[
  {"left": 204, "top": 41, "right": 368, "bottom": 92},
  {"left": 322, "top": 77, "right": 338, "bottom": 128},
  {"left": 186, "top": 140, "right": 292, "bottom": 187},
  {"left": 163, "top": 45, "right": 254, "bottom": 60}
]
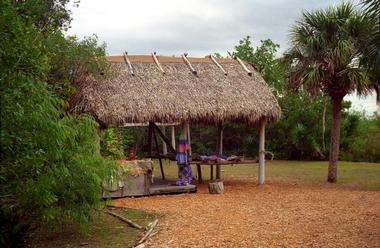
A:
[{"left": 106, "top": 54, "right": 240, "bottom": 64}]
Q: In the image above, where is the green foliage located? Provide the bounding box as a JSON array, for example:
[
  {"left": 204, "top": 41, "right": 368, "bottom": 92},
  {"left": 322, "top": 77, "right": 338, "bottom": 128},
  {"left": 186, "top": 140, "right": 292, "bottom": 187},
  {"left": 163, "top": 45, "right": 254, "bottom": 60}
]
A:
[
  {"left": 341, "top": 114, "right": 380, "bottom": 162},
  {"left": 360, "top": 0, "right": 380, "bottom": 74},
  {"left": 46, "top": 33, "right": 110, "bottom": 100},
  {"left": 230, "top": 36, "right": 284, "bottom": 94},
  {"left": 100, "top": 129, "right": 124, "bottom": 159},
  {"left": 266, "top": 93, "right": 327, "bottom": 160},
  {"left": 283, "top": 2, "right": 372, "bottom": 98},
  {"left": 0, "top": 0, "right": 115, "bottom": 246}
]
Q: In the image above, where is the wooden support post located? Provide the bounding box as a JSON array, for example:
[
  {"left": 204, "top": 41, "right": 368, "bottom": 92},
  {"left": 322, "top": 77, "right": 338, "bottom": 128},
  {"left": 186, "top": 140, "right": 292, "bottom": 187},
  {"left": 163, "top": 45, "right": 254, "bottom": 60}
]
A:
[
  {"left": 216, "top": 124, "right": 223, "bottom": 180},
  {"left": 258, "top": 120, "right": 266, "bottom": 184},
  {"left": 217, "top": 124, "right": 223, "bottom": 155},
  {"left": 235, "top": 56, "right": 252, "bottom": 76},
  {"left": 147, "top": 124, "right": 153, "bottom": 158},
  {"left": 162, "top": 127, "right": 167, "bottom": 155},
  {"left": 216, "top": 161, "right": 221, "bottom": 180},
  {"left": 152, "top": 125, "right": 165, "bottom": 180},
  {"left": 196, "top": 163, "right": 202, "bottom": 183},
  {"left": 171, "top": 125, "right": 176, "bottom": 149},
  {"left": 187, "top": 122, "right": 192, "bottom": 157},
  {"left": 210, "top": 165, "right": 214, "bottom": 180}
]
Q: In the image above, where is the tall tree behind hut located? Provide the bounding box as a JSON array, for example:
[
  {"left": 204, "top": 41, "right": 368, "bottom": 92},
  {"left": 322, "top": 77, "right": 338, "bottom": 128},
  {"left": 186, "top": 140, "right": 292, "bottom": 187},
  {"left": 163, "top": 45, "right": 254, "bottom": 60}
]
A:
[
  {"left": 283, "top": 3, "right": 374, "bottom": 182},
  {"left": 360, "top": 0, "right": 380, "bottom": 115}
]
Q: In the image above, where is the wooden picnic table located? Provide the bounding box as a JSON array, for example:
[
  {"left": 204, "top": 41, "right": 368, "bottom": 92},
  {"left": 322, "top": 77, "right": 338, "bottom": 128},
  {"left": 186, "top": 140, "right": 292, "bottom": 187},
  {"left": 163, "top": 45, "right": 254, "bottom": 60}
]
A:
[{"left": 189, "top": 159, "right": 258, "bottom": 183}]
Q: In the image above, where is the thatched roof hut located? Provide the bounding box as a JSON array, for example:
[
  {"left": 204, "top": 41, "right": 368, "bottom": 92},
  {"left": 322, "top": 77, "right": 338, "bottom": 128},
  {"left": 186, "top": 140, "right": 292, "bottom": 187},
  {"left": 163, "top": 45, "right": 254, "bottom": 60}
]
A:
[{"left": 71, "top": 54, "right": 280, "bottom": 127}]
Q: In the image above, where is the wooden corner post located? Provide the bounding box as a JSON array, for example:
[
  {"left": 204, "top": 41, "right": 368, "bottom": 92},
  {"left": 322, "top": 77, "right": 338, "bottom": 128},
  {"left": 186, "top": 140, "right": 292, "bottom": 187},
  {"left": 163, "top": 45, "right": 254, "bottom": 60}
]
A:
[
  {"left": 216, "top": 123, "right": 223, "bottom": 180},
  {"left": 258, "top": 120, "right": 266, "bottom": 185},
  {"left": 170, "top": 125, "right": 176, "bottom": 149}
]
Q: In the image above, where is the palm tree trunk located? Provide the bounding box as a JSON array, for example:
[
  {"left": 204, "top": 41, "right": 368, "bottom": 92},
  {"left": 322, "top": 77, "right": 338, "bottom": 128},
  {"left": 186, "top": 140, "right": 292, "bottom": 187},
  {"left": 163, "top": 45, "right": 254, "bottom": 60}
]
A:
[
  {"left": 327, "top": 97, "right": 343, "bottom": 183},
  {"left": 322, "top": 98, "right": 327, "bottom": 153}
]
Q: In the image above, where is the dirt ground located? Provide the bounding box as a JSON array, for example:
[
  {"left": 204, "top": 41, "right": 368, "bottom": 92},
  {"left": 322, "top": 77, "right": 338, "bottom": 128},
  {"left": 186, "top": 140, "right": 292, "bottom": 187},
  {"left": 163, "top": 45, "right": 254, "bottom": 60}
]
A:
[{"left": 112, "top": 178, "right": 380, "bottom": 248}]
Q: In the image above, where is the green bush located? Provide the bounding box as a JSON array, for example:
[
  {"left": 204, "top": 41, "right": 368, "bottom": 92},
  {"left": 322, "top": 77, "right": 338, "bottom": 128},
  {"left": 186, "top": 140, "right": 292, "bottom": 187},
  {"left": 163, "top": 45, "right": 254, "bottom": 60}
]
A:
[
  {"left": 0, "top": 1, "right": 116, "bottom": 246},
  {"left": 100, "top": 128, "right": 124, "bottom": 159}
]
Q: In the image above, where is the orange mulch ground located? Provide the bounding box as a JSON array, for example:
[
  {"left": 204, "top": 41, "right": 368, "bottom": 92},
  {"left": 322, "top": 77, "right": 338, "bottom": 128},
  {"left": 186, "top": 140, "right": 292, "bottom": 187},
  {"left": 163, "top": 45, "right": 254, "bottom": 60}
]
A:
[{"left": 112, "top": 178, "right": 380, "bottom": 248}]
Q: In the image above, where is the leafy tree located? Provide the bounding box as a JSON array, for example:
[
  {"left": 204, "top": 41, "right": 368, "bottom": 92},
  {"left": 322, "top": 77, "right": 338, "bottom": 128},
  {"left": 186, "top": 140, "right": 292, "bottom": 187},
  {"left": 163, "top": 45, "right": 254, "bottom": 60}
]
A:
[
  {"left": 46, "top": 34, "right": 109, "bottom": 100},
  {"left": 284, "top": 3, "right": 373, "bottom": 182},
  {"left": 340, "top": 113, "right": 380, "bottom": 162},
  {"left": 0, "top": 0, "right": 115, "bottom": 246},
  {"left": 230, "top": 36, "right": 284, "bottom": 94},
  {"left": 360, "top": 0, "right": 380, "bottom": 115},
  {"left": 100, "top": 129, "right": 124, "bottom": 159}
]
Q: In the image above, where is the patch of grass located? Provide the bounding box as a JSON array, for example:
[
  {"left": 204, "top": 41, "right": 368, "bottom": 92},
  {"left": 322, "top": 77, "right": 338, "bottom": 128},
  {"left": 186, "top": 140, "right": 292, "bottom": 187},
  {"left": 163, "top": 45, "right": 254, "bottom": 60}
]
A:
[
  {"left": 29, "top": 208, "right": 156, "bottom": 248},
  {"left": 157, "top": 160, "right": 380, "bottom": 190}
]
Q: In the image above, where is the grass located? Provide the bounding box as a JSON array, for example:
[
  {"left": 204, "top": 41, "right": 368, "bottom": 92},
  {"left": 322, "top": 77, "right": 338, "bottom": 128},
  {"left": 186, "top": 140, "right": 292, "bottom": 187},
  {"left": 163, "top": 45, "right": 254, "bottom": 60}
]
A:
[
  {"left": 159, "top": 159, "right": 380, "bottom": 190},
  {"left": 29, "top": 208, "right": 156, "bottom": 248}
]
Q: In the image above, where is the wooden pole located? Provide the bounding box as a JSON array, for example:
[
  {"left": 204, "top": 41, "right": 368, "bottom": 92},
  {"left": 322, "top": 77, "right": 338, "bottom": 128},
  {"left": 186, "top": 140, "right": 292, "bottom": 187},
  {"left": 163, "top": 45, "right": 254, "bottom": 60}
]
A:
[
  {"left": 258, "top": 120, "right": 266, "bottom": 184},
  {"left": 186, "top": 122, "right": 192, "bottom": 156},
  {"left": 216, "top": 124, "right": 223, "bottom": 180},
  {"left": 217, "top": 124, "right": 223, "bottom": 155},
  {"left": 235, "top": 56, "right": 252, "bottom": 76},
  {"left": 147, "top": 124, "right": 153, "bottom": 158},
  {"left": 152, "top": 125, "right": 165, "bottom": 180},
  {"left": 152, "top": 52, "right": 165, "bottom": 74},
  {"left": 162, "top": 127, "right": 167, "bottom": 155},
  {"left": 171, "top": 125, "right": 176, "bottom": 149},
  {"left": 182, "top": 54, "right": 197, "bottom": 75},
  {"left": 123, "top": 51, "right": 134, "bottom": 76},
  {"left": 209, "top": 55, "right": 228, "bottom": 75}
]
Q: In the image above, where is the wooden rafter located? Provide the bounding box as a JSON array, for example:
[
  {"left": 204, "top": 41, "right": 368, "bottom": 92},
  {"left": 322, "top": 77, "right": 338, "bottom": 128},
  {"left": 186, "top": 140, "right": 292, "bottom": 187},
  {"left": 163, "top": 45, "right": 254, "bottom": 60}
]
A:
[
  {"left": 152, "top": 52, "right": 165, "bottom": 74},
  {"left": 182, "top": 53, "right": 197, "bottom": 75},
  {"left": 209, "top": 55, "right": 228, "bottom": 75},
  {"left": 123, "top": 51, "right": 134, "bottom": 76},
  {"left": 235, "top": 56, "right": 252, "bottom": 76}
]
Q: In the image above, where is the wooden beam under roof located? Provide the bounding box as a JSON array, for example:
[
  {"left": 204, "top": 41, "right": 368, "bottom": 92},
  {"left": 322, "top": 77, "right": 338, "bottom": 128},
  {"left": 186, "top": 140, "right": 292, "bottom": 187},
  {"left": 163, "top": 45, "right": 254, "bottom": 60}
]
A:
[
  {"left": 152, "top": 52, "right": 165, "bottom": 74},
  {"left": 182, "top": 53, "right": 197, "bottom": 75},
  {"left": 235, "top": 56, "right": 252, "bottom": 76},
  {"left": 209, "top": 55, "right": 228, "bottom": 76},
  {"left": 123, "top": 51, "right": 134, "bottom": 76}
]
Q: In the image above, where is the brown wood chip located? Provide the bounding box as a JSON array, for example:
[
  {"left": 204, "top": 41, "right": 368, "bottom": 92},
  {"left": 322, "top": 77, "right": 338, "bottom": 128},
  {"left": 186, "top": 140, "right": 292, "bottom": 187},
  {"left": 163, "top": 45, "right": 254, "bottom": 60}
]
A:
[{"left": 112, "top": 178, "right": 380, "bottom": 248}]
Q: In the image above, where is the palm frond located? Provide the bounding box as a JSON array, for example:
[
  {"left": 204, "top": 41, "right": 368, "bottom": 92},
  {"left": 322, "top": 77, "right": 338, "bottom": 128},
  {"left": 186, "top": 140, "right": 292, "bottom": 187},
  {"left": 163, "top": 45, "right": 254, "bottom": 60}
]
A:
[{"left": 285, "top": 2, "right": 373, "bottom": 98}]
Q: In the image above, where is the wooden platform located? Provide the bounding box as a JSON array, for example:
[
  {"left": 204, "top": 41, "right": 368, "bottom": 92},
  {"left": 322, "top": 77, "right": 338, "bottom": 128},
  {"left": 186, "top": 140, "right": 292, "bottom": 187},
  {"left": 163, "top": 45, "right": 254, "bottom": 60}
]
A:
[
  {"left": 149, "top": 184, "right": 196, "bottom": 195},
  {"left": 149, "top": 178, "right": 197, "bottom": 195}
]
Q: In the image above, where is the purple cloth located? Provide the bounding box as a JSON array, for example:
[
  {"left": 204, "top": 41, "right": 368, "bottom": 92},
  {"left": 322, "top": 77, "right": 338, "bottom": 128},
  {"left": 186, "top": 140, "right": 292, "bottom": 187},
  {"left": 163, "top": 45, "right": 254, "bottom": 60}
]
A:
[
  {"left": 175, "top": 136, "right": 193, "bottom": 186},
  {"left": 176, "top": 163, "right": 193, "bottom": 186}
]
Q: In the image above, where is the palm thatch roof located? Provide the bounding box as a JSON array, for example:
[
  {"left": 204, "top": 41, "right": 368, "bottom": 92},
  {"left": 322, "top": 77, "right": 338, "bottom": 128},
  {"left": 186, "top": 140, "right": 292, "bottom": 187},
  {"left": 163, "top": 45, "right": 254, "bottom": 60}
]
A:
[{"left": 71, "top": 54, "right": 281, "bottom": 127}]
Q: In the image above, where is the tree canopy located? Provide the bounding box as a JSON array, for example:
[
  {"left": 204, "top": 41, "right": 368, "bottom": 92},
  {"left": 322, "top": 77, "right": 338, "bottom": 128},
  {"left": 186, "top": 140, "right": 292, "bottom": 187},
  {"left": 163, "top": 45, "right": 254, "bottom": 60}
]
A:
[{"left": 0, "top": 1, "right": 115, "bottom": 246}]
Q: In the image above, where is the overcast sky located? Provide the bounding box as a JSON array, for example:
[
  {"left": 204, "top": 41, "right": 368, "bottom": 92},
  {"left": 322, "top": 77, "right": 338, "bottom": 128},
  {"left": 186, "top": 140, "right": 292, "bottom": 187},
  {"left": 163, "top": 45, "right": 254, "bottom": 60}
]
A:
[{"left": 67, "top": 0, "right": 377, "bottom": 114}]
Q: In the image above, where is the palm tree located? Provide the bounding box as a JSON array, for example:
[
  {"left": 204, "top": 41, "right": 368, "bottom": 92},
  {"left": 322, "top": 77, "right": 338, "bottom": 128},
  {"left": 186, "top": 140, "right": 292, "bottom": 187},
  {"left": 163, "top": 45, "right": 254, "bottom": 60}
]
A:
[
  {"left": 284, "top": 3, "right": 373, "bottom": 182},
  {"left": 360, "top": 0, "right": 380, "bottom": 115}
]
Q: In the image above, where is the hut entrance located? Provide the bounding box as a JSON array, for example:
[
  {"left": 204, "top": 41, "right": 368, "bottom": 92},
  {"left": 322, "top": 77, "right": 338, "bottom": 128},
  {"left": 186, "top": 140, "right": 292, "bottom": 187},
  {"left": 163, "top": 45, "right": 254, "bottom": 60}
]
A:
[{"left": 144, "top": 121, "right": 266, "bottom": 185}]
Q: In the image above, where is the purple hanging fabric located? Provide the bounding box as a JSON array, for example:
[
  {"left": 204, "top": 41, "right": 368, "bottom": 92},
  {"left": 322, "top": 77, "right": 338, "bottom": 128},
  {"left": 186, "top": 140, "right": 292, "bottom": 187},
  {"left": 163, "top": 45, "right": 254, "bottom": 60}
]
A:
[{"left": 175, "top": 136, "right": 193, "bottom": 186}]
